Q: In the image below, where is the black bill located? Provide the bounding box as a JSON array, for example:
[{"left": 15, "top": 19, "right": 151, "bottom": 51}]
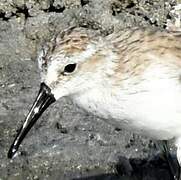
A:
[{"left": 8, "top": 82, "right": 56, "bottom": 159}]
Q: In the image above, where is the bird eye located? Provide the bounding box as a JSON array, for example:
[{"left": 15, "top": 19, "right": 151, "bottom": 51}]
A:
[{"left": 64, "top": 63, "right": 77, "bottom": 74}]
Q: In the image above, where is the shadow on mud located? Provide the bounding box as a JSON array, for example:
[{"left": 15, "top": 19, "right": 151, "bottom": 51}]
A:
[{"left": 73, "top": 154, "right": 179, "bottom": 180}]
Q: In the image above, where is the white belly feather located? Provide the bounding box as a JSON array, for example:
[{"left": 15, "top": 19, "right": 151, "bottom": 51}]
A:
[{"left": 73, "top": 64, "right": 181, "bottom": 140}]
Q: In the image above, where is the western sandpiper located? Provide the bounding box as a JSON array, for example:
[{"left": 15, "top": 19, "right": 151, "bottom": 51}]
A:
[{"left": 8, "top": 27, "right": 181, "bottom": 179}]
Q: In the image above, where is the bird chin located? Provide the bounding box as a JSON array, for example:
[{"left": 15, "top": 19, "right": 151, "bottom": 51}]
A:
[{"left": 51, "top": 87, "right": 69, "bottom": 100}]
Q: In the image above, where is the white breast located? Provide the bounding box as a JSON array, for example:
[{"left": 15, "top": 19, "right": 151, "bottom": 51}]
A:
[{"left": 73, "top": 63, "right": 181, "bottom": 140}]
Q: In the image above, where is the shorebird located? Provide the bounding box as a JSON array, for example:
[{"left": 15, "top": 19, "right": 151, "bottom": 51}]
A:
[{"left": 8, "top": 27, "right": 181, "bottom": 179}]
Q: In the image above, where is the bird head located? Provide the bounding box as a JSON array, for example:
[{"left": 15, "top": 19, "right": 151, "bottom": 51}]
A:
[{"left": 8, "top": 27, "right": 116, "bottom": 158}]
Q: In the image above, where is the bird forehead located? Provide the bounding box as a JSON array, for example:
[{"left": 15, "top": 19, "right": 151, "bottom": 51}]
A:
[
  {"left": 52, "top": 42, "right": 98, "bottom": 66},
  {"left": 40, "top": 28, "right": 101, "bottom": 70},
  {"left": 47, "top": 34, "right": 98, "bottom": 66}
]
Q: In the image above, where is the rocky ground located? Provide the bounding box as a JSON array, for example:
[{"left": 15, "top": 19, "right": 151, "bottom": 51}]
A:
[{"left": 0, "top": 0, "right": 181, "bottom": 180}]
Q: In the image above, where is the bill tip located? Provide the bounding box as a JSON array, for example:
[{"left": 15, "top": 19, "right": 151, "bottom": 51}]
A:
[{"left": 7, "top": 147, "right": 17, "bottom": 159}]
